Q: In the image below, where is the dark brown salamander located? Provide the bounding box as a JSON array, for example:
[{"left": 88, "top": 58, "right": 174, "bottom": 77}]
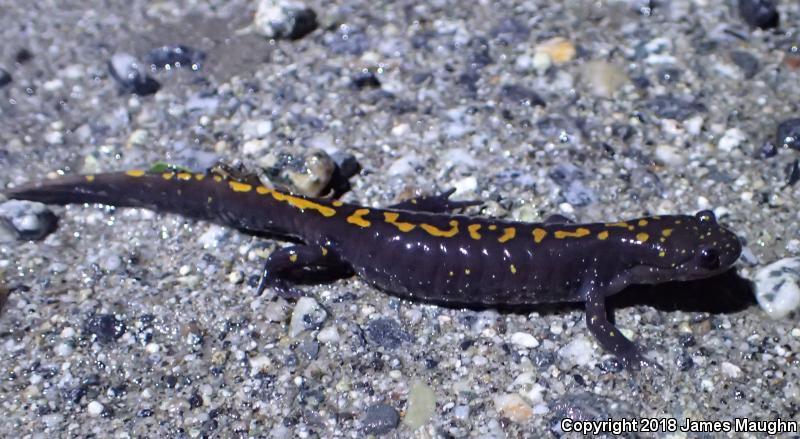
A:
[{"left": 3, "top": 167, "right": 742, "bottom": 369}]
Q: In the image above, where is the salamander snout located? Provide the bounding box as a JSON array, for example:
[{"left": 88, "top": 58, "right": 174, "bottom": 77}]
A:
[{"left": 688, "top": 210, "right": 741, "bottom": 275}]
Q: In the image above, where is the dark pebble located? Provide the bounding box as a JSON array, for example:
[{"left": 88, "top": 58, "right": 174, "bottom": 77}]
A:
[
  {"left": 468, "top": 37, "right": 492, "bottom": 67},
  {"left": 458, "top": 69, "right": 480, "bottom": 94},
  {"left": 738, "top": 0, "right": 779, "bottom": 29},
  {"left": 108, "top": 52, "right": 160, "bottom": 96},
  {"left": 0, "top": 200, "right": 58, "bottom": 241},
  {"left": 189, "top": 390, "right": 203, "bottom": 409},
  {"left": 330, "top": 151, "right": 361, "bottom": 179},
  {"left": 678, "top": 334, "right": 696, "bottom": 347},
  {"left": 729, "top": 50, "right": 760, "bottom": 79},
  {"left": 84, "top": 314, "right": 126, "bottom": 343},
  {"left": 786, "top": 159, "right": 800, "bottom": 186},
  {"left": 760, "top": 142, "right": 778, "bottom": 158},
  {"left": 145, "top": 45, "right": 206, "bottom": 71},
  {"left": 279, "top": 5, "right": 318, "bottom": 40},
  {"left": 365, "top": 317, "right": 414, "bottom": 349},
  {"left": 676, "top": 352, "right": 694, "bottom": 371},
  {"left": 500, "top": 84, "right": 545, "bottom": 107},
  {"left": 0, "top": 68, "right": 11, "bottom": 88},
  {"left": 646, "top": 94, "right": 706, "bottom": 121},
  {"left": 776, "top": 118, "right": 800, "bottom": 150},
  {"left": 530, "top": 351, "right": 555, "bottom": 367},
  {"left": 361, "top": 403, "right": 400, "bottom": 435},
  {"left": 351, "top": 71, "right": 381, "bottom": 89},
  {"left": 658, "top": 66, "right": 681, "bottom": 83},
  {"left": 15, "top": 48, "right": 33, "bottom": 64}
]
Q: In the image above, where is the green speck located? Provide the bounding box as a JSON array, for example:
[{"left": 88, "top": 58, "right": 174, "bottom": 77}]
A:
[{"left": 147, "top": 162, "right": 193, "bottom": 173}]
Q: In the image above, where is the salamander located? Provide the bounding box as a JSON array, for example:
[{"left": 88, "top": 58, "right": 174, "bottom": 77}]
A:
[{"left": 3, "top": 166, "right": 742, "bottom": 370}]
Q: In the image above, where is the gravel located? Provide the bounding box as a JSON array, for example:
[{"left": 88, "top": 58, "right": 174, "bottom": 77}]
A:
[{"left": 1, "top": 0, "right": 799, "bottom": 436}]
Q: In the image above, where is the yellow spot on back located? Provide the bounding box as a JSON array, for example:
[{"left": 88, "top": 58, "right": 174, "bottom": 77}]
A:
[
  {"left": 256, "top": 186, "right": 270, "bottom": 195},
  {"left": 289, "top": 254, "right": 298, "bottom": 262},
  {"left": 125, "top": 170, "right": 145, "bottom": 177},
  {"left": 597, "top": 230, "right": 609, "bottom": 240},
  {"left": 448, "top": 271, "right": 454, "bottom": 277},
  {"left": 384, "top": 212, "right": 416, "bottom": 232},
  {"left": 176, "top": 172, "right": 192, "bottom": 181},
  {"left": 85, "top": 175, "right": 95, "bottom": 182},
  {"left": 636, "top": 232, "right": 649, "bottom": 242},
  {"left": 533, "top": 228, "right": 547, "bottom": 243},
  {"left": 320, "top": 247, "right": 328, "bottom": 256},
  {"left": 270, "top": 191, "right": 337, "bottom": 217},
  {"left": 554, "top": 228, "right": 591, "bottom": 239},
  {"left": 464, "top": 268, "right": 471, "bottom": 275},
  {"left": 510, "top": 264, "right": 517, "bottom": 274},
  {"left": 498, "top": 227, "right": 516, "bottom": 243},
  {"left": 605, "top": 222, "right": 629, "bottom": 228},
  {"left": 488, "top": 224, "right": 498, "bottom": 231},
  {"left": 346, "top": 208, "right": 371, "bottom": 228},
  {"left": 675, "top": 220, "right": 682, "bottom": 224},
  {"left": 638, "top": 219, "right": 648, "bottom": 226},
  {"left": 467, "top": 224, "right": 482, "bottom": 240},
  {"left": 420, "top": 220, "right": 459, "bottom": 238},
  {"left": 229, "top": 181, "right": 253, "bottom": 192},
  {"left": 332, "top": 200, "right": 344, "bottom": 207},
  {"left": 213, "top": 175, "right": 222, "bottom": 182},
  {"left": 658, "top": 250, "right": 666, "bottom": 257},
  {"left": 162, "top": 172, "right": 174, "bottom": 180},
  {"left": 662, "top": 228, "right": 673, "bottom": 237},
  {"left": 194, "top": 173, "right": 205, "bottom": 181}
]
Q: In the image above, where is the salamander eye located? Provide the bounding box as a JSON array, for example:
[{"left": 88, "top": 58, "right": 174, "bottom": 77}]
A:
[
  {"left": 698, "top": 246, "right": 720, "bottom": 269},
  {"left": 695, "top": 210, "right": 716, "bottom": 224}
]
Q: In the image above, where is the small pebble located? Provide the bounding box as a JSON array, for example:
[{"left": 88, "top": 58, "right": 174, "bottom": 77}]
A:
[
  {"left": 361, "top": 403, "right": 399, "bottom": 435},
  {"left": 0, "top": 68, "right": 11, "bottom": 87},
  {"left": 720, "top": 361, "right": 743, "bottom": 379},
  {"left": 289, "top": 297, "right": 327, "bottom": 337},
  {"left": 558, "top": 336, "right": 594, "bottom": 367},
  {"left": 84, "top": 314, "right": 126, "bottom": 343},
  {"left": 316, "top": 325, "right": 340, "bottom": 343},
  {"left": 535, "top": 37, "right": 576, "bottom": 65},
  {"left": 718, "top": 128, "right": 747, "bottom": 152},
  {"left": 738, "top": 0, "right": 779, "bottom": 29},
  {"left": 253, "top": 0, "right": 318, "bottom": 40},
  {"left": 0, "top": 200, "right": 58, "bottom": 241},
  {"left": 500, "top": 84, "right": 545, "bottom": 107},
  {"left": 509, "top": 332, "right": 540, "bottom": 348},
  {"left": 403, "top": 381, "right": 436, "bottom": 430},
  {"left": 579, "top": 60, "right": 628, "bottom": 97},
  {"left": 366, "top": 317, "right": 414, "bottom": 349},
  {"left": 494, "top": 394, "right": 533, "bottom": 423},
  {"left": 776, "top": 118, "right": 800, "bottom": 151},
  {"left": 87, "top": 401, "right": 104, "bottom": 416},
  {"left": 108, "top": 52, "right": 160, "bottom": 95},
  {"left": 754, "top": 258, "right": 800, "bottom": 319},
  {"left": 647, "top": 95, "right": 705, "bottom": 121},
  {"left": 729, "top": 50, "right": 760, "bottom": 79},
  {"left": 654, "top": 144, "right": 687, "bottom": 166}
]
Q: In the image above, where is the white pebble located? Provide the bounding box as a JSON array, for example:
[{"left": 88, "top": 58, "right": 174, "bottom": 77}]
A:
[
  {"left": 289, "top": 297, "right": 327, "bottom": 337},
  {"left": 87, "top": 400, "right": 104, "bottom": 416},
  {"left": 509, "top": 332, "right": 540, "bottom": 348},
  {"left": 654, "top": 144, "right": 686, "bottom": 166},
  {"left": 145, "top": 343, "right": 160, "bottom": 354},
  {"left": 558, "top": 336, "right": 594, "bottom": 366},
  {"left": 718, "top": 128, "right": 746, "bottom": 152},
  {"left": 316, "top": 326, "right": 340, "bottom": 343},
  {"left": 720, "top": 361, "right": 742, "bottom": 379},
  {"left": 754, "top": 258, "right": 800, "bottom": 319},
  {"left": 55, "top": 343, "right": 73, "bottom": 356}
]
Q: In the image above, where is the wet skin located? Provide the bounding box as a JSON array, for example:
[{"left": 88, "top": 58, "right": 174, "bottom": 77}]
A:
[{"left": 4, "top": 168, "right": 742, "bottom": 370}]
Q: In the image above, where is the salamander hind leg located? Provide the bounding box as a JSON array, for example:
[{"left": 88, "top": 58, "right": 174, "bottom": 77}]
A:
[
  {"left": 256, "top": 245, "right": 353, "bottom": 298},
  {"left": 390, "top": 188, "right": 482, "bottom": 213},
  {"left": 584, "top": 291, "right": 662, "bottom": 372}
]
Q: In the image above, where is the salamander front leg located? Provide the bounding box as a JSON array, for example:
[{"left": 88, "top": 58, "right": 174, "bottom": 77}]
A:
[
  {"left": 390, "top": 188, "right": 482, "bottom": 213},
  {"left": 584, "top": 289, "right": 661, "bottom": 371},
  {"left": 256, "top": 245, "right": 353, "bottom": 298}
]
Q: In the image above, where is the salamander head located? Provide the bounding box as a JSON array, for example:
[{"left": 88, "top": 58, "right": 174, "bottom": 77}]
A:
[{"left": 625, "top": 210, "right": 741, "bottom": 284}]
